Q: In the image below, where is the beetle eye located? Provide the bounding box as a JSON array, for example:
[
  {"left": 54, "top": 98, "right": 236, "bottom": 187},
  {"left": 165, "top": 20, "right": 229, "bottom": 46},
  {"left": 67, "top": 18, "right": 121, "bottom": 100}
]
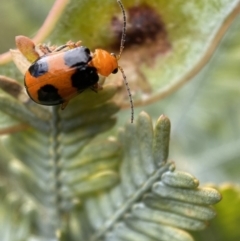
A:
[{"left": 112, "top": 68, "right": 118, "bottom": 74}]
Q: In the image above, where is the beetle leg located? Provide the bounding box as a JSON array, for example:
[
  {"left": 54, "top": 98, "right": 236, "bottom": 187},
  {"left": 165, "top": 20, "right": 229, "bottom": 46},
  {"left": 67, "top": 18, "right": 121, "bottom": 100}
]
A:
[
  {"left": 48, "top": 40, "right": 82, "bottom": 53},
  {"left": 90, "top": 83, "right": 103, "bottom": 93},
  {"left": 38, "top": 44, "right": 52, "bottom": 54},
  {"left": 53, "top": 44, "right": 69, "bottom": 52},
  {"left": 61, "top": 101, "right": 69, "bottom": 110},
  {"left": 65, "top": 40, "right": 82, "bottom": 49}
]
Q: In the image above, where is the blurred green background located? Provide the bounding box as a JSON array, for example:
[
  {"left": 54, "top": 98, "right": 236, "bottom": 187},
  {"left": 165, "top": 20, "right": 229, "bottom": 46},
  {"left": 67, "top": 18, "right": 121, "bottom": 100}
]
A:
[{"left": 0, "top": 0, "right": 54, "bottom": 53}]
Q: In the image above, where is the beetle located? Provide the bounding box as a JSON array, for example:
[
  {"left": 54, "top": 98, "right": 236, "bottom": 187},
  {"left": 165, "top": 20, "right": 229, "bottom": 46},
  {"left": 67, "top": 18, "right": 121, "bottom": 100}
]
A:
[{"left": 16, "top": 0, "right": 134, "bottom": 122}]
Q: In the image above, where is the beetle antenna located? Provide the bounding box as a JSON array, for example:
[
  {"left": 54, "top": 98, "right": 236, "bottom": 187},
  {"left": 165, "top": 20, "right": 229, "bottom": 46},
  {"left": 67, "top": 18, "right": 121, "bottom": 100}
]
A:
[
  {"left": 118, "top": 66, "right": 134, "bottom": 123},
  {"left": 116, "top": 0, "right": 134, "bottom": 123},
  {"left": 116, "top": 0, "right": 126, "bottom": 59}
]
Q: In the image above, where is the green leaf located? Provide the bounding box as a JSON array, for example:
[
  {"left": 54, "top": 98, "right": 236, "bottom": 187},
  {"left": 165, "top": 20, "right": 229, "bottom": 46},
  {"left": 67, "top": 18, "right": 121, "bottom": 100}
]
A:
[
  {"left": 1, "top": 0, "right": 239, "bottom": 106},
  {"left": 47, "top": 0, "right": 240, "bottom": 106},
  {"left": 146, "top": 13, "right": 240, "bottom": 184},
  {"left": 0, "top": 84, "right": 121, "bottom": 240},
  {"left": 83, "top": 113, "right": 221, "bottom": 241}
]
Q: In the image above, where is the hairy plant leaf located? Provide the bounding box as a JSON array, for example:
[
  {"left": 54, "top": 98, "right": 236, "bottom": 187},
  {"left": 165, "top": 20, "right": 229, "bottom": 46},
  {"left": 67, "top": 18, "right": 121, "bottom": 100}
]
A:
[
  {"left": 0, "top": 84, "right": 121, "bottom": 240},
  {"left": 83, "top": 112, "right": 221, "bottom": 241}
]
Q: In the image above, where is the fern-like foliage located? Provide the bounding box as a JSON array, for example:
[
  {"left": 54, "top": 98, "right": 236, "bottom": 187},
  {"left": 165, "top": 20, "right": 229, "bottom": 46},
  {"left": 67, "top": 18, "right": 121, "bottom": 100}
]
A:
[
  {"left": 83, "top": 112, "right": 221, "bottom": 241},
  {"left": 0, "top": 82, "right": 121, "bottom": 240},
  {"left": 0, "top": 78, "right": 221, "bottom": 241}
]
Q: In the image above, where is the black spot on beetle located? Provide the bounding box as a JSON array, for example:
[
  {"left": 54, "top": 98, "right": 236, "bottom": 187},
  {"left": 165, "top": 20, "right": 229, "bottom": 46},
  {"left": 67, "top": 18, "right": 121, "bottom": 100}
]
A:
[
  {"left": 29, "top": 57, "right": 48, "bottom": 77},
  {"left": 71, "top": 66, "right": 99, "bottom": 90},
  {"left": 64, "top": 46, "right": 92, "bottom": 68},
  {"left": 37, "top": 84, "right": 63, "bottom": 105}
]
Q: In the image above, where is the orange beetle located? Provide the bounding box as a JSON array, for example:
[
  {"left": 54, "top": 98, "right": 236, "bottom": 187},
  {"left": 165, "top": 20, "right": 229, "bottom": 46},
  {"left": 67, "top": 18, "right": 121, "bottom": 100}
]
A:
[{"left": 17, "top": 0, "right": 134, "bottom": 122}]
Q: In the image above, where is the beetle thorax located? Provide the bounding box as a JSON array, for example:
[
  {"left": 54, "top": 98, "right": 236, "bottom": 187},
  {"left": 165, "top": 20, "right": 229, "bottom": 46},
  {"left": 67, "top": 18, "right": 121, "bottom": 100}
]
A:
[{"left": 90, "top": 49, "right": 118, "bottom": 77}]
